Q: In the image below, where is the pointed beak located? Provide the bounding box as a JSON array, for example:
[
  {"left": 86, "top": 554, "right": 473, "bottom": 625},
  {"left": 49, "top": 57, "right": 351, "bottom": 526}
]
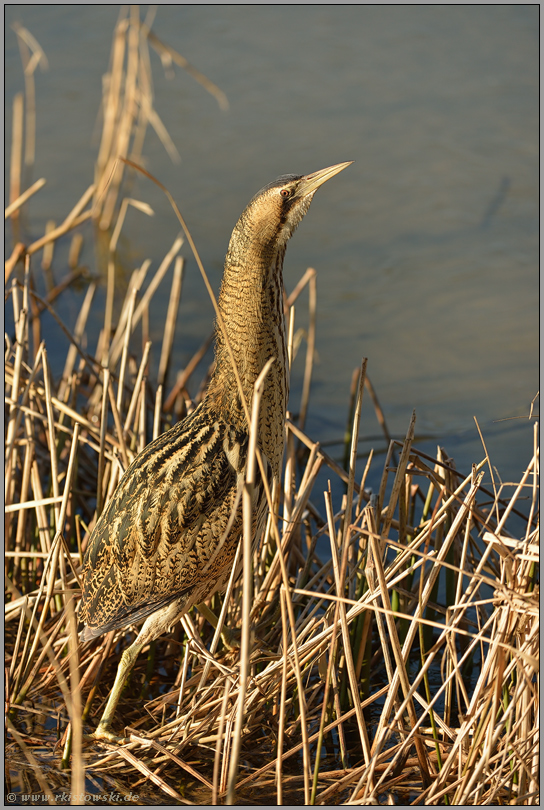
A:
[{"left": 296, "top": 161, "right": 353, "bottom": 197}]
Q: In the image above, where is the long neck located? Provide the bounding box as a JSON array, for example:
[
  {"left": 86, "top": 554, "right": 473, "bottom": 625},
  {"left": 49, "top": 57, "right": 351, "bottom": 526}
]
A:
[{"left": 206, "top": 217, "right": 289, "bottom": 475}]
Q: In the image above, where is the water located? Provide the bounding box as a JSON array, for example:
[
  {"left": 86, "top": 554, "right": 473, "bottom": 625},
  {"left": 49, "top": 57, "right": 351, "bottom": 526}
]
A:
[{"left": 5, "top": 4, "right": 538, "bottom": 491}]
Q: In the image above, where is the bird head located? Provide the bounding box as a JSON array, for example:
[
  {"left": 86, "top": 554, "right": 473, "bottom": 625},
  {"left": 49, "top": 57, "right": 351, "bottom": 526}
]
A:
[{"left": 232, "top": 161, "right": 353, "bottom": 257}]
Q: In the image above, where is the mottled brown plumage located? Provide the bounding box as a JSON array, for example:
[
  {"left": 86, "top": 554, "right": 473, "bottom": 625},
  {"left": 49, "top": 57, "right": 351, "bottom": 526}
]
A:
[
  {"left": 80, "top": 162, "right": 352, "bottom": 741},
  {"left": 81, "top": 404, "right": 254, "bottom": 637}
]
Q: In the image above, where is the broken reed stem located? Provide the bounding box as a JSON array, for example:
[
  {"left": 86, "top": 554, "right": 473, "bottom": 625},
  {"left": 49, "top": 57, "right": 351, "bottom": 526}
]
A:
[
  {"left": 26, "top": 185, "right": 95, "bottom": 255},
  {"left": 5, "top": 177, "right": 46, "bottom": 219}
]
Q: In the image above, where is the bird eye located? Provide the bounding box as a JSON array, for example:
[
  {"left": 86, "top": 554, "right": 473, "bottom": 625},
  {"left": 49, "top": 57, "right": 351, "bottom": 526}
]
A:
[{"left": 280, "top": 189, "right": 290, "bottom": 198}]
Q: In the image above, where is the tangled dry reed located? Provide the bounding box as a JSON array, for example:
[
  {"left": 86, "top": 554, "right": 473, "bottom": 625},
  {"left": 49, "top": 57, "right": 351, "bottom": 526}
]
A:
[{"left": 6, "top": 8, "right": 539, "bottom": 806}]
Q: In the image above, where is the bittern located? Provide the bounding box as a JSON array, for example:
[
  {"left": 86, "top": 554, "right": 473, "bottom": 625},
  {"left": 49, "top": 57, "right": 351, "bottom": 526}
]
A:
[{"left": 80, "top": 161, "right": 352, "bottom": 742}]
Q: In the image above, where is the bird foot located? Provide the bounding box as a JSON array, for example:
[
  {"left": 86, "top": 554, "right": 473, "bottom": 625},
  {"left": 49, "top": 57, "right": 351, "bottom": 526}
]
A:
[
  {"left": 220, "top": 626, "right": 241, "bottom": 651},
  {"left": 88, "top": 725, "right": 128, "bottom": 744},
  {"left": 195, "top": 602, "right": 240, "bottom": 651}
]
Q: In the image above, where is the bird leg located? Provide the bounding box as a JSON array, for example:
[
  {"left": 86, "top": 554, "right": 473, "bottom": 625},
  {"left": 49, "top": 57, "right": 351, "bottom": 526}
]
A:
[{"left": 91, "top": 639, "right": 145, "bottom": 743}]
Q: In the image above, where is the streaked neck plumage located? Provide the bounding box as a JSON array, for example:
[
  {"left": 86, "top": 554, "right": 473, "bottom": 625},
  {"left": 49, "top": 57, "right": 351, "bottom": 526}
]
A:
[
  {"left": 204, "top": 162, "right": 352, "bottom": 476},
  {"left": 207, "top": 209, "right": 290, "bottom": 476}
]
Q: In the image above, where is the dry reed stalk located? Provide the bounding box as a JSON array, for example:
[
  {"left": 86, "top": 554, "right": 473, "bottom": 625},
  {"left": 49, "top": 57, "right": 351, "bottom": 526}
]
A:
[
  {"left": 124, "top": 340, "right": 152, "bottom": 434},
  {"left": 12, "top": 23, "right": 48, "bottom": 169},
  {"left": 68, "top": 232, "right": 84, "bottom": 270},
  {"left": 98, "top": 10, "right": 139, "bottom": 229},
  {"left": 41, "top": 220, "right": 56, "bottom": 271},
  {"left": 225, "top": 359, "right": 274, "bottom": 804},
  {"left": 5, "top": 284, "right": 27, "bottom": 498},
  {"left": 157, "top": 256, "right": 184, "bottom": 388},
  {"left": 146, "top": 29, "right": 229, "bottom": 112},
  {"left": 28, "top": 270, "right": 85, "bottom": 322},
  {"left": 108, "top": 236, "right": 183, "bottom": 369},
  {"left": 267, "top": 515, "right": 313, "bottom": 804},
  {"left": 162, "top": 331, "right": 214, "bottom": 412},
  {"left": 93, "top": 7, "right": 225, "bottom": 231},
  {"left": 115, "top": 747, "right": 186, "bottom": 802},
  {"left": 5, "top": 242, "right": 26, "bottom": 282},
  {"left": 26, "top": 184, "right": 95, "bottom": 255},
  {"left": 107, "top": 378, "right": 130, "bottom": 471},
  {"left": 299, "top": 270, "right": 316, "bottom": 430},
  {"left": 57, "top": 282, "right": 97, "bottom": 404},
  {"left": 116, "top": 284, "right": 138, "bottom": 412},
  {"left": 95, "top": 367, "right": 110, "bottom": 519},
  {"left": 138, "top": 376, "right": 147, "bottom": 453},
  {"left": 104, "top": 260, "right": 148, "bottom": 373},
  {"left": 333, "top": 361, "right": 374, "bottom": 768},
  {"left": 9, "top": 92, "right": 24, "bottom": 210},
  {"left": 4, "top": 177, "right": 46, "bottom": 219},
  {"left": 5, "top": 718, "right": 56, "bottom": 806},
  {"left": 364, "top": 374, "right": 394, "bottom": 450},
  {"left": 109, "top": 197, "right": 154, "bottom": 253}
]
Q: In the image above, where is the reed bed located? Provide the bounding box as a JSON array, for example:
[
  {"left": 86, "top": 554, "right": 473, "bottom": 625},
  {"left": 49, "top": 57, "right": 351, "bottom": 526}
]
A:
[{"left": 5, "top": 7, "right": 539, "bottom": 807}]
